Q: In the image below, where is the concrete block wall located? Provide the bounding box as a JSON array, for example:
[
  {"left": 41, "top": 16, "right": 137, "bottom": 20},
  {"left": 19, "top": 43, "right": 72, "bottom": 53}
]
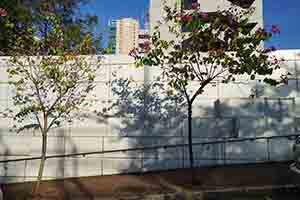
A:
[{"left": 0, "top": 50, "right": 299, "bottom": 183}]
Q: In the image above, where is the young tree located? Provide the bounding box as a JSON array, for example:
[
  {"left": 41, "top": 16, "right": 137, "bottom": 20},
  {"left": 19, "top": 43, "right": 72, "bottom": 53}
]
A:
[
  {"left": 134, "top": 2, "right": 286, "bottom": 168},
  {"left": 5, "top": 13, "right": 101, "bottom": 196}
]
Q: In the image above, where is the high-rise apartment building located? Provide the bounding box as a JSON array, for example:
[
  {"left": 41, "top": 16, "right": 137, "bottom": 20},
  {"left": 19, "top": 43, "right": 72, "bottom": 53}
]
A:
[
  {"left": 116, "top": 18, "right": 139, "bottom": 55},
  {"left": 149, "top": 0, "right": 262, "bottom": 40}
]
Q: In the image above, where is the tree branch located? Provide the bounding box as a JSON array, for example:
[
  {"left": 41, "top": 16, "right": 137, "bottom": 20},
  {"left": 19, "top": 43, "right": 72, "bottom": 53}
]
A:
[
  {"left": 20, "top": 60, "right": 46, "bottom": 113},
  {"left": 212, "top": 68, "right": 228, "bottom": 80},
  {"left": 180, "top": 81, "right": 190, "bottom": 103},
  {"left": 190, "top": 78, "right": 212, "bottom": 104},
  {"left": 35, "top": 113, "right": 43, "bottom": 132},
  {"left": 188, "top": 61, "right": 203, "bottom": 82}
]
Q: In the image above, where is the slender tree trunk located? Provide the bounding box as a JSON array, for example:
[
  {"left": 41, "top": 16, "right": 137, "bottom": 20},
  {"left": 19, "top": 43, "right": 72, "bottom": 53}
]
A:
[
  {"left": 32, "top": 114, "right": 48, "bottom": 197},
  {"left": 186, "top": 81, "right": 209, "bottom": 169},
  {"left": 32, "top": 132, "right": 47, "bottom": 196},
  {"left": 187, "top": 102, "right": 194, "bottom": 169}
]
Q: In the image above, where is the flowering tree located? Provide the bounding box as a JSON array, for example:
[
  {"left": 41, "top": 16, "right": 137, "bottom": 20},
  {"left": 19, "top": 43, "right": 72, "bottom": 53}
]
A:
[
  {"left": 134, "top": 2, "right": 286, "bottom": 168},
  {"left": 3, "top": 12, "right": 101, "bottom": 196},
  {"left": 0, "top": 0, "right": 101, "bottom": 55}
]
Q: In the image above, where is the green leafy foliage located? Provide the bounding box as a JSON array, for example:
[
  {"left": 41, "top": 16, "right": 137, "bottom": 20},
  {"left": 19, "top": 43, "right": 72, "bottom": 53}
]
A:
[
  {"left": 136, "top": 2, "right": 286, "bottom": 104},
  {"left": 7, "top": 52, "right": 101, "bottom": 133},
  {"left": 134, "top": 1, "right": 287, "bottom": 168},
  {"left": 0, "top": 0, "right": 101, "bottom": 55},
  {"left": 1, "top": 3, "right": 102, "bottom": 196}
]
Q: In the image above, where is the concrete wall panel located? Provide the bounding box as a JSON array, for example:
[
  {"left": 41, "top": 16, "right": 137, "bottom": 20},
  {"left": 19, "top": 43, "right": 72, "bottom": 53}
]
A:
[
  {"left": 225, "top": 139, "right": 268, "bottom": 164},
  {"left": 102, "top": 158, "right": 141, "bottom": 175},
  {"left": 0, "top": 52, "right": 300, "bottom": 182},
  {"left": 70, "top": 118, "right": 107, "bottom": 136},
  {"left": 229, "top": 99, "right": 265, "bottom": 117},
  {"left": 65, "top": 137, "right": 102, "bottom": 155},
  {"left": 63, "top": 157, "right": 101, "bottom": 177},
  {"left": 29, "top": 137, "right": 65, "bottom": 156},
  {"left": 0, "top": 136, "right": 31, "bottom": 155},
  {"left": 0, "top": 159, "right": 25, "bottom": 177},
  {"left": 0, "top": 67, "right": 8, "bottom": 83},
  {"left": 192, "top": 99, "right": 216, "bottom": 117},
  {"left": 108, "top": 117, "right": 144, "bottom": 136},
  {"left": 0, "top": 83, "right": 8, "bottom": 101},
  {"left": 239, "top": 117, "right": 267, "bottom": 137},
  {"left": 219, "top": 82, "right": 255, "bottom": 98},
  {"left": 269, "top": 138, "right": 294, "bottom": 161}
]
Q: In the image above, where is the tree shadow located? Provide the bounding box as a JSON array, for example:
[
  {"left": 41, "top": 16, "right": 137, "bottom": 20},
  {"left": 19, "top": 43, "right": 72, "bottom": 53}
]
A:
[
  {"left": 93, "top": 59, "right": 300, "bottom": 197},
  {"left": 105, "top": 76, "right": 300, "bottom": 171},
  {"left": 54, "top": 132, "right": 94, "bottom": 200},
  {"left": 0, "top": 125, "right": 30, "bottom": 199},
  {"left": 0, "top": 134, "right": 10, "bottom": 199},
  {"left": 106, "top": 77, "right": 187, "bottom": 172}
]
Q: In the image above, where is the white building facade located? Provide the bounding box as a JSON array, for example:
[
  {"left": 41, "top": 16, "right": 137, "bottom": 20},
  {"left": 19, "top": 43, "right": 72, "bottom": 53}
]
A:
[{"left": 149, "top": 0, "right": 263, "bottom": 39}]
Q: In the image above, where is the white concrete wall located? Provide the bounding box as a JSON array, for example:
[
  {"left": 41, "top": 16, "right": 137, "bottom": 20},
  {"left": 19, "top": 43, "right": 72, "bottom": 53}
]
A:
[{"left": 0, "top": 50, "right": 300, "bottom": 183}]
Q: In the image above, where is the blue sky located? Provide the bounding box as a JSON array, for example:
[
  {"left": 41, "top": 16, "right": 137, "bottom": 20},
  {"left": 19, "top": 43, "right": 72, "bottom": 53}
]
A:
[
  {"left": 81, "top": 0, "right": 300, "bottom": 49},
  {"left": 81, "top": 0, "right": 149, "bottom": 47},
  {"left": 264, "top": 0, "right": 300, "bottom": 49}
]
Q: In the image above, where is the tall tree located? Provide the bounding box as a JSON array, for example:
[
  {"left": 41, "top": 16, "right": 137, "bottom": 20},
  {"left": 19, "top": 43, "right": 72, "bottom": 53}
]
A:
[
  {"left": 135, "top": 2, "right": 287, "bottom": 168},
  {"left": 0, "top": 0, "right": 101, "bottom": 55}
]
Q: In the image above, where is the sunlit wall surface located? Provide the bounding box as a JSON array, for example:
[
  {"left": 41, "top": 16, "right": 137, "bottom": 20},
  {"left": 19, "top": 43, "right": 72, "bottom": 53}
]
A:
[{"left": 0, "top": 50, "right": 299, "bottom": 183}]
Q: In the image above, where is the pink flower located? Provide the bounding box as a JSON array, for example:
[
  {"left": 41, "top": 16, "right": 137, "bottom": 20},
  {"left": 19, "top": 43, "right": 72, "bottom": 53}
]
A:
[
  {"left": 143, "top": 41, "right": 151, "bottom": 51},
  {"left": 0, "top": 8, "right": 8, "bottom": 17},
  {"left": 200, "top": 12, "right": 209, "bottom": 19},
  {"left": 191, "top": 3, "right": 200, "bottom": 10},
  {"left": 181, "top": 14, "right": 193, "bottom": 22},
  {"left": 271, "top": 24, "right": 280, "bottom": 34}
]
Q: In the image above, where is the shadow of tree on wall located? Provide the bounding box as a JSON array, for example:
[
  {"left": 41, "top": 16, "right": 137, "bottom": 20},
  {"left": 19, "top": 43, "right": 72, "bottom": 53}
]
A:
[
  {"left": 0, "top": 126, "right": 33, "bottom": 199},
  {"left": 0, "top": 135, "right": 10, "bottom": 183},
  {"left": 107, "top": 77, "right": 187, "bottom": 171},
  {"left": 55, "top": 136, "right": 94, "bottom": 200},
  {"left": 100, "top": 71, "right": 300, "bottom": 173},
  {"left": 1, "top": 59, "right": 300, "bottom": 199},
  {"left": 0, "top": 57, "right": 297, "bottom": 200},
  {"left": 84, "top": 73, "right": 300, "bottom": 198},
  {"left": 92, "top": 70, "right": 300, "bottom": 199}
]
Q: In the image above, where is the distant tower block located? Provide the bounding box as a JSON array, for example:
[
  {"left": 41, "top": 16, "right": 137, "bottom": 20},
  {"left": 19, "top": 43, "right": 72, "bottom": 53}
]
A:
[{"left": 116, "top": 18, "right": 139, "bottom": 55}]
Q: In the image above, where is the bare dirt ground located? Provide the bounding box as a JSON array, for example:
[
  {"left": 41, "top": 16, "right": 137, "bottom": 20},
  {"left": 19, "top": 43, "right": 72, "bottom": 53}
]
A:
[{"left": 2, "top": 161, "right": 300, "bottom": 200}]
